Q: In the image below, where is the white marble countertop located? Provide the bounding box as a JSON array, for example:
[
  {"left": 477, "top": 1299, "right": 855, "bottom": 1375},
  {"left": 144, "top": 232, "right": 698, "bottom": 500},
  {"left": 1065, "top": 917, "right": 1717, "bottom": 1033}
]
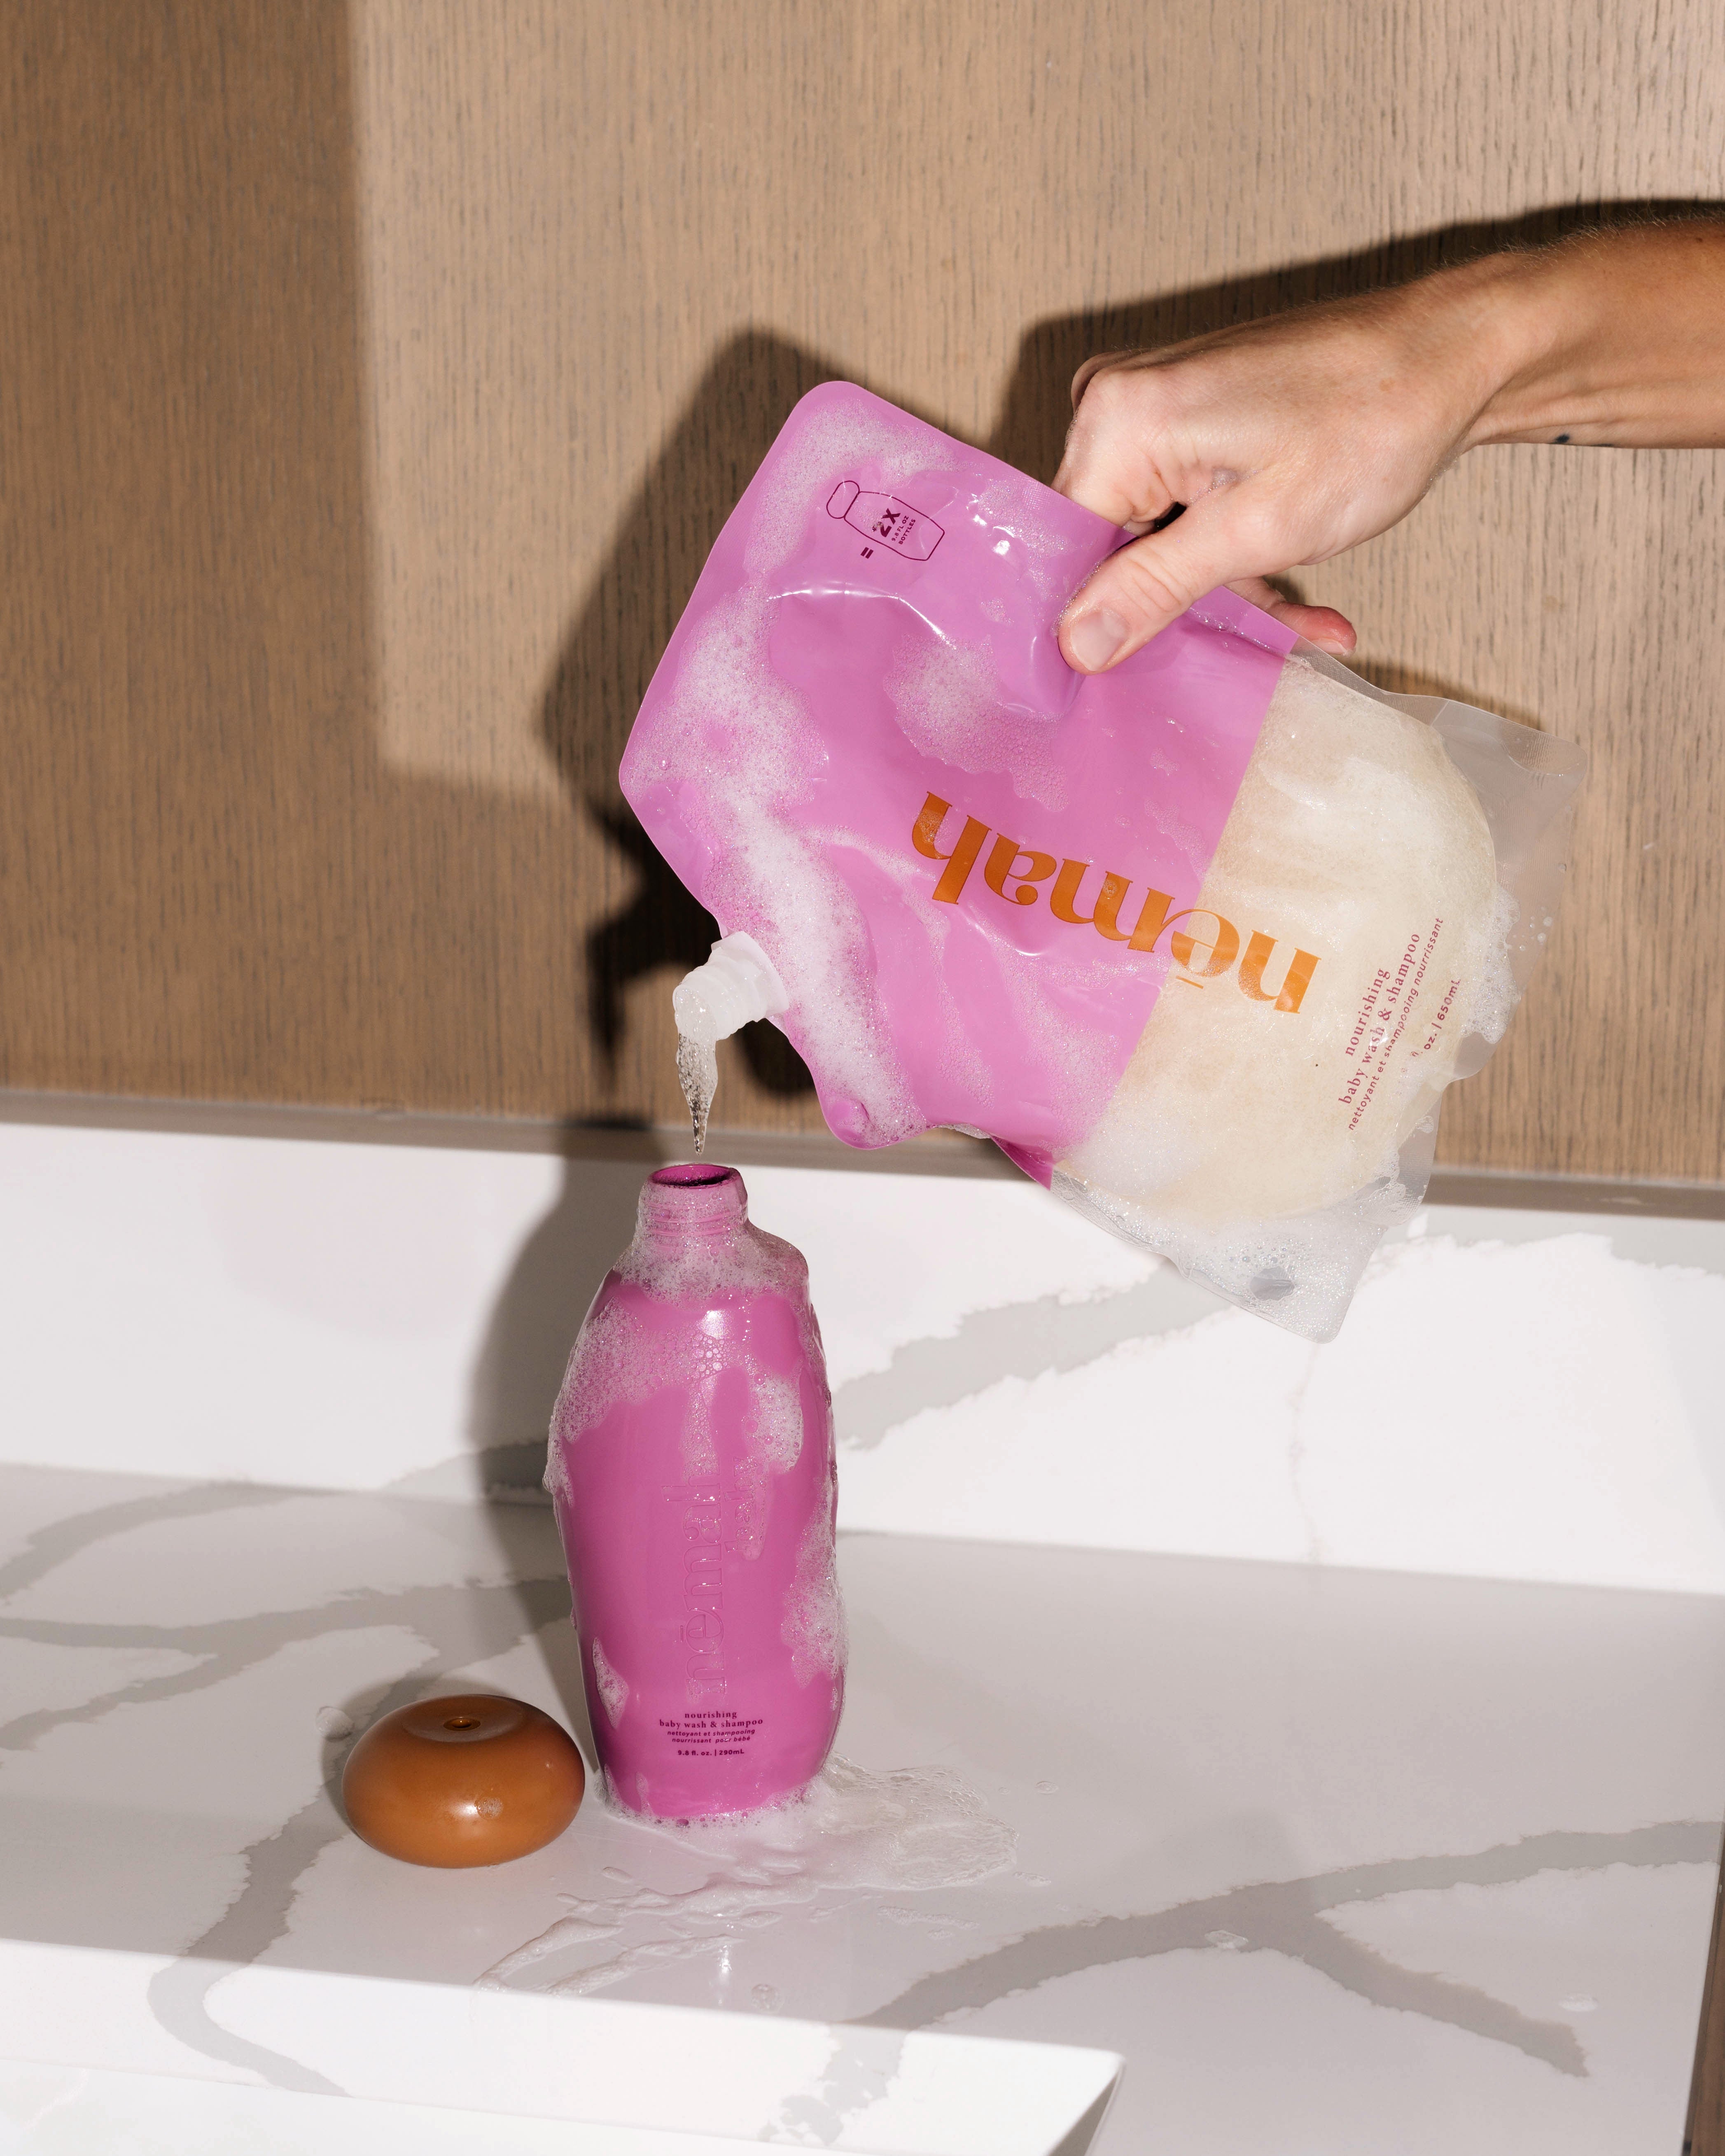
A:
[
  {"left": 4, "top": 1458, "right": 1723, "bottom": 2152},
  {"left": 5, "top": 1118, "right": 1725, "bottom": 2150}
]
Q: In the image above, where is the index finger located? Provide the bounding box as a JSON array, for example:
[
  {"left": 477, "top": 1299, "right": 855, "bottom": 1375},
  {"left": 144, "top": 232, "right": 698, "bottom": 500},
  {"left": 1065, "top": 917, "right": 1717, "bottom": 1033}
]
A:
[
  {"left": 1052, "top": 363, "right": 1178, "bottom": 530},
  {"left": 1070, "top": 351, "right": 1122, "bottom": 409}
]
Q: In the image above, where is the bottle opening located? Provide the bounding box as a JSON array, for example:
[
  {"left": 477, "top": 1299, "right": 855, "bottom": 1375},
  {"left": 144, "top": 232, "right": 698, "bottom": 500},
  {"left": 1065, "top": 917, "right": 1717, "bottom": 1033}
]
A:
[{"left": 637, "top": 1162, "right": 749, "bottom": 1245}]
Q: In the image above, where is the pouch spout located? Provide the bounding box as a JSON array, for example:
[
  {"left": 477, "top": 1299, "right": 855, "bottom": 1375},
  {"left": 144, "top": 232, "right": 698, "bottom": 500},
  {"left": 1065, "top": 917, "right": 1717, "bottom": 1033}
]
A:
[{"left": 671, "top": 931, "right": 790, "bottom": 1045}]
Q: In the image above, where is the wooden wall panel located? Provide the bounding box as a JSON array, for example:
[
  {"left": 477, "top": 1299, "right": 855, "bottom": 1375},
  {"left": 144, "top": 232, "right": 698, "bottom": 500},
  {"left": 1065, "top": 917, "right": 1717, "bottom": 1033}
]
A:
[{"left": 3, "top": 0, "right": 1723, "bottom": 1180}]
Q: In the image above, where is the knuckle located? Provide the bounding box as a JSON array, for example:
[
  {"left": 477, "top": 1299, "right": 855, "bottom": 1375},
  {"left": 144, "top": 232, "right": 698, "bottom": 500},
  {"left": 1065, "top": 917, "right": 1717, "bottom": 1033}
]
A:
[
  {"left": 1080, "top": 361, "right": 1161, "bottom": 432},
  {"left": 1110, "top": 543, "right": 1198, "bottom": 623},
  {"left": 1078, "top": 359, "right": 1132, "bottom": 410},
  {"left": 1069, "top": 352, "right": 1112, "bottom": 406}
]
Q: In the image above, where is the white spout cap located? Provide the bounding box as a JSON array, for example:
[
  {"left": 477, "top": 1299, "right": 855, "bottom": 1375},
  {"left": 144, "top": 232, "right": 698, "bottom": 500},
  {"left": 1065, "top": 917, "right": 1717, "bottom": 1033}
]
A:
[{"left": 672, "top": 932, "right": 790, "bottom": 1045}]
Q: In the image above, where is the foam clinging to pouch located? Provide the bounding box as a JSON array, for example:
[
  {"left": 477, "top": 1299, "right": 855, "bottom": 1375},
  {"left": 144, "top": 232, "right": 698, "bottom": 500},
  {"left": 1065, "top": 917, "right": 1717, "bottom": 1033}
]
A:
[{"left": 1067, "top": 659, "right": 1502, "bottom": 1226}]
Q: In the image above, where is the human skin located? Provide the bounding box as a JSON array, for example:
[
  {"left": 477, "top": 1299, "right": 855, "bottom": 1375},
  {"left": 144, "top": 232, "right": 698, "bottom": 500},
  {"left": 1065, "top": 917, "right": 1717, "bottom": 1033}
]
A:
[{"left": 1055, "top": 221, "right": 1725, "bottom": 672}]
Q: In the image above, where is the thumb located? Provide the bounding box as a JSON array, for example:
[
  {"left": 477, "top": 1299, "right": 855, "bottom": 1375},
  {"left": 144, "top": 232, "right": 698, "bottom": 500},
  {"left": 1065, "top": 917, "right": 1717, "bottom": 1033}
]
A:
[{"left": 1060, "top": 499, "right": 1257, "bottom": 674}]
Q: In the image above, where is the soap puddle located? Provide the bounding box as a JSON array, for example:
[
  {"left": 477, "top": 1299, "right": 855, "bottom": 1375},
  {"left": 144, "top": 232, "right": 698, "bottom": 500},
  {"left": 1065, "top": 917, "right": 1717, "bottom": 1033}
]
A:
[{"left": 477, "top": 1755, "right": 1015, "bottom": 1998}]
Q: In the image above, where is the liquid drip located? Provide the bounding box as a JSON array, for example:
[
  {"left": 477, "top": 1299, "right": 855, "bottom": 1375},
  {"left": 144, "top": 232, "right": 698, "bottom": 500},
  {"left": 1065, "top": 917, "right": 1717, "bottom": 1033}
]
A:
[{"left": 677, "top": 1030, "right": 717, "bottom": 1156}]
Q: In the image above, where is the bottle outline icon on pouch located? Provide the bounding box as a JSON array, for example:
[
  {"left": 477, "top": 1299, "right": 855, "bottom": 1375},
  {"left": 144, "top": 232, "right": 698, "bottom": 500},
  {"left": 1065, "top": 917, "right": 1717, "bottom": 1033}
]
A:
[{"left": 827, "top": 479, "right": 944, "bottom": 560}]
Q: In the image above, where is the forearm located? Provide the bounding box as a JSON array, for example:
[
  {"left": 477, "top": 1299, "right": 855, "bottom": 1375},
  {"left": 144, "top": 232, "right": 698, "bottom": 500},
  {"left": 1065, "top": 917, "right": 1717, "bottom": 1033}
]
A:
[
  {"left": 1448, "top": 223, "right": 1725, "bottom": 450},
  {"left": 1053, "top": 217, "right": 1725, "bottom": 669}
]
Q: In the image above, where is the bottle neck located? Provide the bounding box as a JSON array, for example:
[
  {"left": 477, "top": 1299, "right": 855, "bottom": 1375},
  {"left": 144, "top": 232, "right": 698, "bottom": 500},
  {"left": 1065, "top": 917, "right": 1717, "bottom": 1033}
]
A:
[{"left": 635, "top": 1163, "right": 749, "bottom": 1249}]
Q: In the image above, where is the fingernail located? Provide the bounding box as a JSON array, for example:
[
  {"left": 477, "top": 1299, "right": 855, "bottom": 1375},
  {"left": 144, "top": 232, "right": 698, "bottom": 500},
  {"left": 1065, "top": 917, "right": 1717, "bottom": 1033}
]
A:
[{"left": 1067, "top": 607, "right": 1127, "bottom": 672}]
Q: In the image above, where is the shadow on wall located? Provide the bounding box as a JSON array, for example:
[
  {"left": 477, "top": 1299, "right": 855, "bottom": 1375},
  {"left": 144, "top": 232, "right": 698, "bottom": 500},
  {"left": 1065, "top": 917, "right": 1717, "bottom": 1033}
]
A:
[
  {"left": 5, "top": 2, "right": 1702, "bottom": 1131},
  {"left": 466, "top": 1150, "right": 660, "bottom": 1479},
  {"left": 984, "top": 198, "right": 1720, "bottom": 481},
  {"left": 470, "top": 196, "right": 1720, "bottom": 1447},
  {"left": 6, "top": 17, "right": 1712, "bottom": 1461},
  {"left": 562, "top": 195, "right": 1717, "bottom": 1053},
  {"left": 538, "top": 329, "right": 850, "bottom": 1108},
  {"left": 0, "top": 4, "right": 624, "bottom": 1126}
]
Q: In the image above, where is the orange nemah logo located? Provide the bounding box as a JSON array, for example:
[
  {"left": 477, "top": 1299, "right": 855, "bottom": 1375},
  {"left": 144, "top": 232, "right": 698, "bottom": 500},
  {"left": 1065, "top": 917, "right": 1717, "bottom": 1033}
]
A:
[{"left": 911, "top": 791, "right": 1319, "bottom": 1013}]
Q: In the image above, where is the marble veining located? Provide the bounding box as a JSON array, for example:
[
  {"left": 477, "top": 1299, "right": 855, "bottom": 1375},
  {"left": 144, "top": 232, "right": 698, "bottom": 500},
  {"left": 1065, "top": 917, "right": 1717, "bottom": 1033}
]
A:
[
  {"left": 5, "top": 1462, "right": 1725, "bottom": 2150},
  {"left": 833, "top": 1269, "right": 1221, "bottom": 1452},
  {"left": 860, "top": 1820, "right": 1720, "bottom": 2072},
  {"left": 3, "top": 1125, "right": 1725, "bottom": 2149}
]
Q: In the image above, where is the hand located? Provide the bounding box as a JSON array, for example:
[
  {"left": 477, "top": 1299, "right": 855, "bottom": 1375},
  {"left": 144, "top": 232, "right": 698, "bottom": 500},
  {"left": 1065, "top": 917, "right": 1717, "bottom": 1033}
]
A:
[{"left": 1053, "top": 273, "right": 1512, "bottom": 672}]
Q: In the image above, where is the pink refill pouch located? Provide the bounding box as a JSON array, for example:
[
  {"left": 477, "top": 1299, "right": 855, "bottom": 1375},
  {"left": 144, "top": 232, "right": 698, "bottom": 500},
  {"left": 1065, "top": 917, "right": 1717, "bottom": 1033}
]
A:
[{"left": 622, "top": 384, "right": 1584, "bottom": 1339}]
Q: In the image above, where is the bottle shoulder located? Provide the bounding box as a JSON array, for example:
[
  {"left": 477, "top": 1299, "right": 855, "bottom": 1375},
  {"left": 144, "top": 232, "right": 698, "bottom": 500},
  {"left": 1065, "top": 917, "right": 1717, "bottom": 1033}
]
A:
[{"left": 608, "top": 1223, "right": 810, "bottom": 1310}]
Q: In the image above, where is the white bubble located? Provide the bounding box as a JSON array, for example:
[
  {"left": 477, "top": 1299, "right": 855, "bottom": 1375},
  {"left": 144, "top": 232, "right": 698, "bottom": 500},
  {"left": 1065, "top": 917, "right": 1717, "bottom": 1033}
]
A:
[
  {"left": 887, "top": 635, "right": 1068, "bottom": 810},
  {"left": 589, "top": 1637, "right": 630, "bottom": 1729},
  {"left": 647, "top": 593, "right": 920, "bottom": 1146},
  {"left": 544, "top": 1210, "right": 827, "bottom": 1508},
  {"left": 780, "top": 1483, "right": 846, "bottom": 1685}
]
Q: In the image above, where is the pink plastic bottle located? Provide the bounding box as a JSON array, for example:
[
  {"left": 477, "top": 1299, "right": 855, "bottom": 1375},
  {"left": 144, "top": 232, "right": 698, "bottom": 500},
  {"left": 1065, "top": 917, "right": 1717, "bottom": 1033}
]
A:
[{"left": 545, "top": 1164, "right": 845, "bottom": 1820}]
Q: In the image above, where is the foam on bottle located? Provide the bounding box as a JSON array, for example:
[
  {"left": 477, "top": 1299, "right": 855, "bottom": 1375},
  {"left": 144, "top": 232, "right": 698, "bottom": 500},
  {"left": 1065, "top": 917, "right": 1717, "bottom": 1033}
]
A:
[
  {"left": 733, "top": 1370, "right": 808, "bottom": 1558},
  {"left": 590, "top": 1638, "right": 630, "bottom": 1729},
  {"left": 781, "top": 1488, "right": 847, "bottom": 1687},
  {"left": 544, "top": 1300, "right": 656, "bottom": 1501},
  {"left": 546, "top": 1216, "right": 827, "bottom": 1519},
  {"left": 617, "top": 1215, "right": 810, "bottom": 1310}
]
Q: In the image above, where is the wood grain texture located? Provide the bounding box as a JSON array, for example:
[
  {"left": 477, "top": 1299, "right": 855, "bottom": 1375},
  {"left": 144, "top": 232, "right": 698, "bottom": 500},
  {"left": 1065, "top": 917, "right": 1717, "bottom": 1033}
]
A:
[
  {"left": 1688, "top": 1855, "right": 1725, "bottom": 2155},
  {"left": 3, "top": 0, "right": 1723, "bottom": 1179}
]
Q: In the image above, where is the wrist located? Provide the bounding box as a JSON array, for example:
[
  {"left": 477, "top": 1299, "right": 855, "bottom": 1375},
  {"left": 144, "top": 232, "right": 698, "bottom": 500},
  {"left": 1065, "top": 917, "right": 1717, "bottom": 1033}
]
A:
[
  {"left": 1407, "top": 252, "right": 1575, "bottom": 451},
  {"left": 1460, "top": 244, "right": 1616, "bottom": 447},
  {"left": 1358, "top": 255, "right": 1545, "bottom": 461}
]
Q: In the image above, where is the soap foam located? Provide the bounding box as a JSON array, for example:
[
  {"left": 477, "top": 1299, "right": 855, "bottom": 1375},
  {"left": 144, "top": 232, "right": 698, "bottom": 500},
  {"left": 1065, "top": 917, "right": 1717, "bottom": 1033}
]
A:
[
  {"left": 543, "top": 1300, "right": 652, "bottom": 1501},
  {"left": 808, "top": 828, "right": 998, "bottom": 1111},
  {"left": 655, "top": 596, "right": 920, "bottom": 1145},
  {"left": 476, "top": 1755, "right": 1017, "bottom": 2000},
  {"left": 733, "top": 1371, "right": 808, "bottom": 1558},
  {"left": 642, "top": 396, "right": 969, "bottom": 1148},
  {"left": 743, "top": 399, "right": 945, "bottom": 582},
  {"left": 889, "top": 635, "right": 1068, "bottom": 810},
  {"left": 1059, "top": 657, "right": 1506, "bottom": 1336},
  {"left": 590, "top": 1637, "right": 630, "bottom": 1729},
  {"left": 747, "top": 1369, "right": 807, "bottom": 1475},
  {"left": 546, "top": 1220, "right": 827, "bottom": 1517},
  {"left": 616, "top": 1218, "right": 812, "bottom": 1321},
  {"left": 973, "top": 475, "right": 1085, "bottom": 602},
  {"left": 781, "top": 1489, "right": 847, "bottom": 1686}
]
